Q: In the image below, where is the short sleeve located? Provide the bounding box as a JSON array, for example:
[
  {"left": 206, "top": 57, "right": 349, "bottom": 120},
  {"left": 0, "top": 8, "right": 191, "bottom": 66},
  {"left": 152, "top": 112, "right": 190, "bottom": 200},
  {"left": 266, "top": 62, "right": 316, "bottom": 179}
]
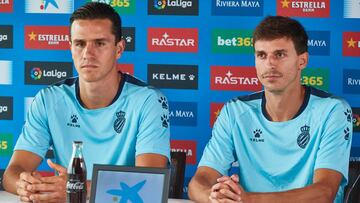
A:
[
  {"left": 198, "top": 104, "right": 235, "bottom": 175},
  {"left": 135, "top": 89, "right": 170, "bottom": 161},
  {"left": 14, "top": 90, "right": 52, "bottom": 158},
  {"left": 314, "top": 99, "right": 352, "bottom": 183}
]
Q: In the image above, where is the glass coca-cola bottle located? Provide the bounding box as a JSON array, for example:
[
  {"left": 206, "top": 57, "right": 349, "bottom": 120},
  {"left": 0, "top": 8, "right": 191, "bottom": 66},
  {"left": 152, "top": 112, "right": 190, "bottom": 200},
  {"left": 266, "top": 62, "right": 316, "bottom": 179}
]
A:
[{"left": 66, "top": 141, "right": 87, "bottom": 203}]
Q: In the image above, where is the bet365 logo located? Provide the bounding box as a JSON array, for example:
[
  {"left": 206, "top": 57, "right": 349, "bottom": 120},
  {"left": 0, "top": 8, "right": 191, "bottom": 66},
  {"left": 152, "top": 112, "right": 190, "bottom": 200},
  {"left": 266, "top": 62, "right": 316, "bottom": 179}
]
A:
[
  {"left": 0, "top": 134, "right": 12, "bottom": 157},
  {"left": 212, "top": 29, "right": 254, "bottom": 54},
  {"left": 301, "top": 68, "right": 329, "bottom": 91},
  {"left": 87, "top": 0, "right": 135, "bottom": 14}
]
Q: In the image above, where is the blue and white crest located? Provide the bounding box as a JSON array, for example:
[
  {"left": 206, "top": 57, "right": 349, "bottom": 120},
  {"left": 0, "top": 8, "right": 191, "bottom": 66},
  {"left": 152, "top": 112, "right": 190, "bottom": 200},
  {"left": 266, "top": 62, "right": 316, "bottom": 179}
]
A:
[
  {"left": 114, "top": 111, "right": 126, "bottom": 133},
  {"left": 297, "top": 125, "right": 310, "bottom": 149}
]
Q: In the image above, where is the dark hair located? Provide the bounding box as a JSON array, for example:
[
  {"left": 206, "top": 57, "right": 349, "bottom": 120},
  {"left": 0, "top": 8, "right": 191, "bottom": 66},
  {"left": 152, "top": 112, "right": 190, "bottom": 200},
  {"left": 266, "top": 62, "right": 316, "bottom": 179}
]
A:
[
  {"left": 70, "top": 2, "right": 122, "bottom": 43},
  {"left": 253, "top": 16, "right": 308, "bottom": 55}
]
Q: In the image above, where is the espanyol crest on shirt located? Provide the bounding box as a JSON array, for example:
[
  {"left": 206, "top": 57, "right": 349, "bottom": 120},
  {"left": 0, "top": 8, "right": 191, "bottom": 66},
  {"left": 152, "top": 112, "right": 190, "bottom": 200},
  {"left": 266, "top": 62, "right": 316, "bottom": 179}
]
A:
[
  {"left": 297, "top": 125, "right": 310, "bottom": 149},
  {"left": 114, "top": 111, "right": 126, "bottom": 133}
]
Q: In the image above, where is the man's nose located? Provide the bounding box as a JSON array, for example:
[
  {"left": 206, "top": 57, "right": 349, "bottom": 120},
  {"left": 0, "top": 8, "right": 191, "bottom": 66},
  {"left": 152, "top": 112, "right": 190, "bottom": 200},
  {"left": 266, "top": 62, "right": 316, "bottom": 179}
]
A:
[
  {"left": 82, "top": 43, "right": 95, "bottom": 59},
  {"left": 265, "top": 55, "right": 277, "bottom": 69}
]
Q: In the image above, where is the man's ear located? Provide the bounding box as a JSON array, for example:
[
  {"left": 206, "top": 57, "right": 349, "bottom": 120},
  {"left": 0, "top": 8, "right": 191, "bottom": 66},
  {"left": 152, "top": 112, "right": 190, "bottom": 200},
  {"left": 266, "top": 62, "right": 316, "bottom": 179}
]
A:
[
  {"left": 116, "top": 39, "right": 125, "bottom": 58},
  {"left": 298, "top": 52, "right": 308, "bottom": 70}
]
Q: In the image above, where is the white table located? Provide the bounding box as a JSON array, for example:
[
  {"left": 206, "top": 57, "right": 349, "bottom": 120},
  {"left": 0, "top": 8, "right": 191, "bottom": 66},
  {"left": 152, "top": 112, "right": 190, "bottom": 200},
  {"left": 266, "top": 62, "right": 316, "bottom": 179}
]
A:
[{"left": 0, "top": 191, "right": 194, "bottom": 203}]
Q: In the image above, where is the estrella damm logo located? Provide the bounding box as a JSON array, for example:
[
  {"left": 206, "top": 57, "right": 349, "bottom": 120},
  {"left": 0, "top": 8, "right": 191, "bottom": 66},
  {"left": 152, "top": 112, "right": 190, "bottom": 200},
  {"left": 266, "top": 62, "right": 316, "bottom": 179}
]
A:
[
  {"left": 86, "top": 0, "right": 135, "bottom": 14},
  {"left": 301, "top": 68, "right": 329, "bottom": 91},
  {"left": 276, "top": 0, "right": 329, "bottom": 18},
  {"left": 0, "top": 0, "right": 13, "bottom": 12},
  {"left": 352, "top": 107, "right": 360, "bottom": 132},
  {"left": 0, "top": 133, "right": 13, "bottom": 157},
  {"left": 343, "top": 32, "right": 360, "bottom": 57},
  {"left": 210, "top": 103, "right": 224, "bottom": 128},
  {"left": 212, "top": 29, "right": 254, "bottom": 54}
]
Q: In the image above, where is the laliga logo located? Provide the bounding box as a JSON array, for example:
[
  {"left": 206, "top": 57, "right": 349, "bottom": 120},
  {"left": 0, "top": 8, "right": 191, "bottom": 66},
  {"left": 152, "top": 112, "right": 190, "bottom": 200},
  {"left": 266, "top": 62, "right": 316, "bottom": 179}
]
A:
[
  {"left": 0, "top": 105, "right": 8, "bottom": 113},
  {"left": 31, "top": 67, "right": 42, "bottom": 80},
  {"left": 0, "top": 35, "right": 8, "bottom": 42},
  {"left": 155, "top": 0, "right": 166, "bottom": 9}
]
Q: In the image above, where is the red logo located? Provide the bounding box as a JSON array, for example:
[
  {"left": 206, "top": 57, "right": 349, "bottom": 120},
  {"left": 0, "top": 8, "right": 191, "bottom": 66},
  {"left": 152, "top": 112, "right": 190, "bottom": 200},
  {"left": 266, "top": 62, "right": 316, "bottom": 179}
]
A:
[
  {"left": 170, "top": 140, "right": 197, "bottom": 165},
  {"left": 343, "top": 32, "right": 360, "bottom": 57},
  {"left": 276, "top": 0, "right": 330, "bottom": 18},
  {"left": 210, "top": 103, "right": 224, "bottom": 128},
  {"left": 0, "top": 0, "right": 13, "bottom": 12},
  {"left": 148, "top": 28, "right": 198, "bottom": 52},
  {"left": 117, "top": 64, "right": 134, "bottom": 75},
  {"left": 25, "top": 26, "right": 70, "bottom": 50},
  {"left": 210, "top": 66, "right": 262, "bottom": 91}
]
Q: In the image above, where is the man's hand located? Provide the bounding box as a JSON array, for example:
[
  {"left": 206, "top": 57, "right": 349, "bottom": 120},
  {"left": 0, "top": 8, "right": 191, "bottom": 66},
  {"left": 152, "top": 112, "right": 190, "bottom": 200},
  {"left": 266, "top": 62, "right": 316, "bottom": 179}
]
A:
[
  {"left": 26, "top": 159, "right": 68, "bottom": 203},
  {"left": 16, "top": 171, "right": 42, "bottom": 202},
  {"left": 209, "top": 174, "right": 250, "bottom": 203}
]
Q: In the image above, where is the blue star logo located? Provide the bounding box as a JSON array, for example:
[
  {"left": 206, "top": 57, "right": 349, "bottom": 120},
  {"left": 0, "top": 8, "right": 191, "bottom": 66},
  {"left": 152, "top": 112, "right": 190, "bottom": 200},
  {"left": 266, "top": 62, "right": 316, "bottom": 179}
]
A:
[
  {"left": 44, "top": 0, "right": 59, "bottom": 9},
  {"left": 107, "top": 180, "right": 146, "bottom": 203}
]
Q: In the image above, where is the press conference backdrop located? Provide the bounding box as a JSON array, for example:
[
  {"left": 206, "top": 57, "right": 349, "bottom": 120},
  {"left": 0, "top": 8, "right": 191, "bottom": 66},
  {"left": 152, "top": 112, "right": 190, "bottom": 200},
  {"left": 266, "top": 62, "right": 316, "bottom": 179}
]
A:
[{"left": 0, "top": 0, "right": 360, "bottom": 198}]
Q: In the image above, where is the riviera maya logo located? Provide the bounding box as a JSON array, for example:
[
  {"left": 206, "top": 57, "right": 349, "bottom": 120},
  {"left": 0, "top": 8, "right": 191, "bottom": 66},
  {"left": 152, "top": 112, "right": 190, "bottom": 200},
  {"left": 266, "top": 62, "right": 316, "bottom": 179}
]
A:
[
  {"left": 31, "top": 67, "right": 42, "bottom": 80},
  {"left": 297, "top": 125, "right": 310, "bottom": 149},
  {"left": 107, "top": 180, "right": 146, "bottom": 203},
  {"left": 114, "top": 111, "right": 126, "bottom": 133},
  {"left": 154, "top": 0, "right": 166, "bottom": 9}
]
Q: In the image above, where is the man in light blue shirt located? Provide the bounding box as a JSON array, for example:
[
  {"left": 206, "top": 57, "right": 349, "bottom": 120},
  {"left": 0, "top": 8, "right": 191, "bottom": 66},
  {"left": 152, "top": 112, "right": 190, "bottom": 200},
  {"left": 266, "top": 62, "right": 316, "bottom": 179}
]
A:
[
  {"left": 189, "top": 16, "right": 352, "bottom": 203},
  {"left": 3, "top": 2, "right": 170, "bottom": 203}
]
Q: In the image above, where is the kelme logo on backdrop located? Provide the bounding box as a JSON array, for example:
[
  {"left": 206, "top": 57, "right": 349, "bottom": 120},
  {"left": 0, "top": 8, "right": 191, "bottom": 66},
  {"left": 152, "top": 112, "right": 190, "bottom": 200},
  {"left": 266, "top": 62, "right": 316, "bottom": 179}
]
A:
[
  {"left": 352, "top": 107, "right": 360, "bottom": 132},
  {"left": 117, "top": 64, "right": 134, "bottom": 75},
  {"left": 169, "top": 102, "right": 197, "bottom": 126},
  {"left": 25, "top": 0, "right": 74, "bottom": 13},
  {"left": 149, "top": 0, "right": 199, "bottom": 15},
  {"left": 0, "top": 0, "right": 13, "bottom": 12},
  {"left": 0, "top": 60, "right": 12, "bottom": 85},
  {"left": 171, "top": 140, "right": 197, "bottom": 164},
  {"left": 25, "top": 26, "right": 70, "bottom": 50},
  {"left": 277, "top": 0, "right": 329, "bottom": 18},
  {"left": 343, "top": 69, "right": 360, "bottom": 94},
  {"left": 0, "top": 25, "right": 13, "bottom": 48},
  {"left": 148, "top": 64, "right": 198, "bottom": 89},
  {"left": 307, "top": 31, "right": 330, "bottom": 56},
  {"left": 301, "top": 68, "right": 329, "bottom": 91},
  {"left": 86, "top": 0, "right": 136, "bottom": 14},
  {"left": 0, "top": 97, "right": 13, "bottom": 120},
  {"left": 148, "top": 28, "right": 198, "bottom": 52},
  {"left": 343, "top": 32, "right": 360, "bottom": 57},
  {"left": 211, "top": 0, "right": 263, "bottom": 16},
  {"left": 210, "top": 103, "right": 224, "bottom": 128},
  {"left": 212, "top": 29, "right": 254, "bottom": 54},
  {"left": 344, "top": 0, "right": 360, "bottom": 18},
  {"left": 25, "top": 61, "right": 73, "bottom": 85},
  {"left": 0, "top": 134, "right": 13, "bottom": 157},
  {"left": 210, "top": 66, "right": 261, "bottom": 91},
  {"left": 122, "top": 27, "right": 135, "bottom": 51}
]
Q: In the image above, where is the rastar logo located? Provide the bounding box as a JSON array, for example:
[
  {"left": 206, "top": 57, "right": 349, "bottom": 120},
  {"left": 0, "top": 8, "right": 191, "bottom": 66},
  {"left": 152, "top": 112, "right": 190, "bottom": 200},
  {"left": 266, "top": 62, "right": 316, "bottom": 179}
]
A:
[
  {"left": 277, "top": 0, "right": 329, "bottom": 18},
  {"left": 212, "top": 29, "right": 254, "bottom": 54},
  {"left": 86, "top": 0, "right": 135, "bottom": 14},
  {"left": 211, "top": 0, "right": 263, "bottom": 16},
  {"left": 0, "top": 97, "right": 13, "bottom": 120},
  {"left": 148, "top": 28, "right": 198, "bottom": 52},
  {"left": 344, "top": 0, "right": 360, "bottom": 18},
  {"left": 343, "top": 69, "right": 360, "bottom": 94},
  {"left": 301, "top": 68, "right": 329, "bottom": 91},
  {"left": 343, "top": 32, "right": 360, "bottom": 57},
  {"left": 0, "top": 60, "right": 12, "bottom": 85},
  {"left": 149, "top": 0, "right": 198, "bottom": 15},
  {"left": 171, "top": 140, "right": 197, "bottom": 164},
  {"left": 210, "top": 103, "right": 224, "bottom": 128},
  {"left": 25, "top": 0, "right": 74, "bottom": 14},
  {"left": 307, "top": 31, "right": 330, "bottom": 56},
  {"left": 211, "top": 66, "right": 261, "bottom": 91},
  {"left": 25, "top": 61, "right": 73, "bottom": 85},
  {"left": 0, "top": 0, "right": 13, "bottom": 12},
  {"left": 117, "top": 64, "right": 134, "bottom": 75},
  {"left": 352, "top": 107, "right": 360, "bottom": 132},
  {"left": 25, "top": 26, "right": 70, "bottom": 50},
  {"left": 169, "top": 102, "right": 197, "bottom": 126}
]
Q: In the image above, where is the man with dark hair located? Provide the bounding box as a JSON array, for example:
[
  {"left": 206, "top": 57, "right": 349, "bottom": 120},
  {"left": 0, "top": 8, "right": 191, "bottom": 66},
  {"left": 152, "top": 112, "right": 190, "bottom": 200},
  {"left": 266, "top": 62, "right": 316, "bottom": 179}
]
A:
[
  {"left": 188, "top": 16, "right": 352, "bottom": 203},
  {"left": 3, "top": 2, "right": 170, "bottom": 202}
]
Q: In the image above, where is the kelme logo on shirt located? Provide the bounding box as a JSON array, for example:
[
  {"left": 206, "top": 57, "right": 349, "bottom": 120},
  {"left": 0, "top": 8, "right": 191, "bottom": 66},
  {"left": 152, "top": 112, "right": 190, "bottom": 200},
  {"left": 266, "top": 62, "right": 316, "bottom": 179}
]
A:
[
  {"left": 352, "top": 107, "right": 360, "bottom": 132},
  {"left": 276, "top": 0, "right": 329, "bottom": 18},
  {"left": 297, "top": 125, "right": 310, "bottom": 149},
  {"left": 0, "top": 133, "right": 13, "bottom": 157},
  {"left": 212, "top": 29, "right": 254, "bottom": 54},
  {"left": 211, "top": 0, "right": 263, "bottom": 16},
  {"left": 67, "top": 114, "right": 80, "bottom": 128},
  {"left": 86, "top": 0, "right": 136, "bottom": 15},
  {"left": 114, "top": 111, "right": 126, "bottom": 133},
  {"left": 301, "top": 68, "right": 329, "bottom": 91},
  {"left": 250, "top": 129, "right": 264, "bottom": 142}
]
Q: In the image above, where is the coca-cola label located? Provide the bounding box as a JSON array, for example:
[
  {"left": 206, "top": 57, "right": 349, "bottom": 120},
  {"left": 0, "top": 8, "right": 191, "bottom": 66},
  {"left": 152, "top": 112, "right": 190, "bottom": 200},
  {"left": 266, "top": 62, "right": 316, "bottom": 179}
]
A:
[{"left": 66, "top": 175, "right": 86, "bottom": 193}]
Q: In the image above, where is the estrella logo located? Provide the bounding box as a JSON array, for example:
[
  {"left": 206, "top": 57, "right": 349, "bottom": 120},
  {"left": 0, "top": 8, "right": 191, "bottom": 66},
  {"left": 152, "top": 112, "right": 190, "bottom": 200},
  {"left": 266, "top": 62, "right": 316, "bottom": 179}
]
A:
[
  {"left": 154, "top": 0, "right": 166, "bottom": 9},
  {"left": 30, "top": 67, "right": 42, "bottom": 80}
]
